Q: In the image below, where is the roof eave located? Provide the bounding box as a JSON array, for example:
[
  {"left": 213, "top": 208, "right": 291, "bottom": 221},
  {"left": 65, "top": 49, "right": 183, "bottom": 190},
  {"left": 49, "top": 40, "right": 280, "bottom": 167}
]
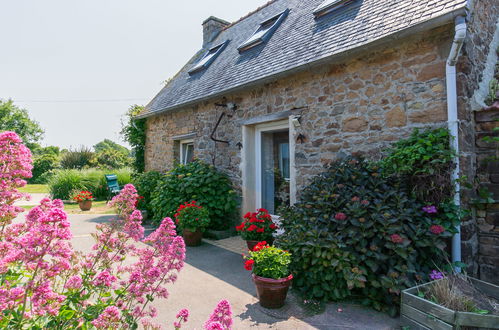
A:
[{"left": 136, "top": 6, "right": 467, "bottom": 120}]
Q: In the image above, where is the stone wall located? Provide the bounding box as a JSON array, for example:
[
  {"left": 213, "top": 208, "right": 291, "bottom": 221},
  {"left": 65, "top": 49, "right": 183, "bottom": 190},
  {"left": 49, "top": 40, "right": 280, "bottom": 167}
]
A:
[
  {"left": 460, "top": 0, "right": 499, "bottom": 284},
  {"left": 146, "top": 24, "right": 454, "bottom": 195}
]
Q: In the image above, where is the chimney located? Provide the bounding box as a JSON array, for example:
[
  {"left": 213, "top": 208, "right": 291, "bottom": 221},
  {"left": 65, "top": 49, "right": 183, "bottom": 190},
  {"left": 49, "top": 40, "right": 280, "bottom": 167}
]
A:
[{"left": 202, "top": 16, "right": 230, "bottom": 47}]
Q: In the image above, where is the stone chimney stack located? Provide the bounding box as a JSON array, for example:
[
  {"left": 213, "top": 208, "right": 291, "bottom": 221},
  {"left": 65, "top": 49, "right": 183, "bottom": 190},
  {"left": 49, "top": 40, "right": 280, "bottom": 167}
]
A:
[{"left": 202, "top": 16, "right": 230, "bottom": 47}]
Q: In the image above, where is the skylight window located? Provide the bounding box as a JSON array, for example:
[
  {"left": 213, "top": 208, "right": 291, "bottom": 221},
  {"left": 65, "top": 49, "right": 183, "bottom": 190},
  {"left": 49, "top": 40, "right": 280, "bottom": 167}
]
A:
[
  {"left": 238, "top": 9, "right": 289, "bottom": 53},
  {"left": 188, "top": 41, "right": 229, "bottom": 75},
  {"left": 313, "top": 0, "right": 352, "bottom": 18}
]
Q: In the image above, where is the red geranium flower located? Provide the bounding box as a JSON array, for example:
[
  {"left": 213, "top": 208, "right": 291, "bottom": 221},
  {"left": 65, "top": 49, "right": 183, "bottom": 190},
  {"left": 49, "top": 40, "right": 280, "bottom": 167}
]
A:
[
  {"left": 235, "top": 223, "right": 245, "bottom": 231},
  {"left": 247, "top": 224, "right": 258, "bottom": 231},
  {"left": 269, "top": 223, "right": 277, "bottom": 230},
  {"left": 253, "top": 241, "right": 268, "bottom": 251},
  {"left": 429, "top": 225, "right": 445, "bottom": 235},
  {"left": 256, "top": 228, "right": 264, "bottom": 233},
  {"left": 390, "top": 234, "right": 403, "bottom": 244},
  {"left": 244, "top": 259, "right": 254, "bottom": 271}
]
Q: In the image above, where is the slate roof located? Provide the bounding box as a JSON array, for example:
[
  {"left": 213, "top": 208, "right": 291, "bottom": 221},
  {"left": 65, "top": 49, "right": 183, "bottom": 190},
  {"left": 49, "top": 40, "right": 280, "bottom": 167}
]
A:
[{"left": 140, "top": 0, "right": 467, "bottom": 118}]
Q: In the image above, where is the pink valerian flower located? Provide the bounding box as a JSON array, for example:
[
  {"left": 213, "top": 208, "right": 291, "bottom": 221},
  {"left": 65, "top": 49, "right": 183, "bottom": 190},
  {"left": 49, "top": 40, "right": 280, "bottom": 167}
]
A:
[
  {"left": 0, "top": 131, "right": 32, "bottom": 228},
  {"left": 429, "top": 225, "right": 445, "bottom": 235},
  {"left": 92, "top": 306, "right": 121, "bottom": 328},
  {"left": 429, "top": 270, "right": 445, "bottom": 280},
  {"left": 108, "top": 184, "right": 140, "bottom": 218},
  {"left": 65, "top": 275, "right": 83, "bottom": 290},
  {"left": 390, "top": 234, "right": 403, "bottom": 244},
  {"left": 205, "top": 322, "right": 225, "bottom": 330},
  {"left": 92, "top": 270, "right": 117, "bottom": 287},
  {"left": 422, "top": 205, "right": 438, "bottom": 214},
  {"left": 334, "top": 212, "right": 347, "bottom": 221},
  {"left": 174, "top": 308, "right": 189, "bottom": 329},
  {"left": 204, "top": 300, "right": 233, "bottom": 330}
]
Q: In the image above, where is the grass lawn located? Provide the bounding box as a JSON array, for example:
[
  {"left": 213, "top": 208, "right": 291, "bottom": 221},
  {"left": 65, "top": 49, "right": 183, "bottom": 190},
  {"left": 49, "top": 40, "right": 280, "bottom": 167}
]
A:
[
  {"left": 18, "top": 184, "right": 49, "bottom": 194},
  {"left": 21, "top": 201, "right": 116, "bottom": 215}
]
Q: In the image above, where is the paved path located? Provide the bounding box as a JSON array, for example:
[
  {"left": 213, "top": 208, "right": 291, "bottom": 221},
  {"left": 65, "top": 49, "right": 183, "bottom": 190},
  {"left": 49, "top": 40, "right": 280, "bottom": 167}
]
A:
[
  {"left": 15, "top": 193, "right": 49, "bottom": 206},
  {"left": 14, "top": 211, "right": 400, "bottom": 329}
]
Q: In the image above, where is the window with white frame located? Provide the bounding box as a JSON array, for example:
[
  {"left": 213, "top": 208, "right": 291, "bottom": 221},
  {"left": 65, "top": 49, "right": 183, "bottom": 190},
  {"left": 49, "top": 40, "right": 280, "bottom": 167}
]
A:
[{"left": 179, "top": 139, "right": 194, "bottom": 165}]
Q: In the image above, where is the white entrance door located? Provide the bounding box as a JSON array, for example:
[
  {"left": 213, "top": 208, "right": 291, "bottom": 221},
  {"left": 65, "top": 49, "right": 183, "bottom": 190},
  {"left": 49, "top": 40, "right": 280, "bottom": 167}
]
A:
[{"left": 255, "top": 120, "right": 290, "bottom": 215}]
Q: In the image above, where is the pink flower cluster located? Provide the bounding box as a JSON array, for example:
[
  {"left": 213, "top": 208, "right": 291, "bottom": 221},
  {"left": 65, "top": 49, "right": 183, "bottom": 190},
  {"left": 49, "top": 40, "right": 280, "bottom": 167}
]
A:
[
  {"left": 0, "top": 133, "right": 233, "bottom": 328},
  {"left": 0, "top": 131, "right": 32, "bottom": 228}
]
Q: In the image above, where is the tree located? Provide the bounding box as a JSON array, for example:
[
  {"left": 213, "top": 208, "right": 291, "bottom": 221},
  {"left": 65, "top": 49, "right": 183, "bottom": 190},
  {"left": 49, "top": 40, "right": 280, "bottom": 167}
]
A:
[
  {"left": 0, "top": 99, "right": 44, "bottom": 148},
  {"left": 94, "top": 139, "right": 130, "bottom": 155},
  {"left": 121, "top": 105, "right": 146, "bottom": 173}
]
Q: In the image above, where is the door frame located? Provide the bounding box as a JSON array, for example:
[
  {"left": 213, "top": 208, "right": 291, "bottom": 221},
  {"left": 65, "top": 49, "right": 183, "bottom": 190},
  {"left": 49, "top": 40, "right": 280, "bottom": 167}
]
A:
[{"left": 254, "top": 120, "right": 290, "bottom": 214}]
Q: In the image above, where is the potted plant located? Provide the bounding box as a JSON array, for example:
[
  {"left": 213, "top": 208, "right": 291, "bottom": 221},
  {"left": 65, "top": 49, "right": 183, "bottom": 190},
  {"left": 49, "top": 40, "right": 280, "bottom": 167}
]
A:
[
  {"left": 73, "top": 190, "right": 93, "bottom": 211},
  {"left": 236, "top": 208, "right": 278, "bottom": 251},
  {"left": 175, "top": 201, "right": 210, "bottom": 246},
  {"left": 401, "top": 270, "right": 499, "bottom": 329},
  {"left": 244, "top": 241, "right": 293, "bottom": 309}
]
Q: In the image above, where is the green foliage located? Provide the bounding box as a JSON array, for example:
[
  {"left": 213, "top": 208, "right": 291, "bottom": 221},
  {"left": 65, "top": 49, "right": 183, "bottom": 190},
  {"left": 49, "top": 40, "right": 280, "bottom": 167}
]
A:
[
  {"left": 93, "top": 139, "right": 130, "bottom": 155},
  {"left": 60, "top": 146, "right": 94, "bottom": 169},
  {"left": 485, "top": 79, "right": 499, "bottom": 106},
  {"left": 121, "top": 105, "right": 146, "bottom": 173},
  {"left": 277, "top": 158, "right": 453, "bottom": 313},
  {"left": 151, "top": 160, "right": 238, "bottom": 230},
  {"left": 48, "top": 168, "right": 131, "bottom": 200},
  {"left": 175, "top": 202, "right": 211, "bottom": 232},
  {"left": 381, "top": 128, "right": 454, "bottom": 205},
  {"left": 131, "top": 171, "right": 163, "bottom": 215},
  {"left": 248, "top": 245, "right": 291, "bottom": 279},
  {"left": 30, "top": 153, "right": 60, "bottom": 184},
  {"left": 90, "top": 149, "right": 132, "bottom": 169},
  {"left": 0, "top": 99, "right": 44, "bottom": 148}
]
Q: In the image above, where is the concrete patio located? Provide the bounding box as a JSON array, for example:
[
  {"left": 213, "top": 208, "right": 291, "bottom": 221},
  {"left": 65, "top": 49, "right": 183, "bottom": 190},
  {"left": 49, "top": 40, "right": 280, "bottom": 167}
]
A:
[{"left": 15, "top": 210, "right": 400, "bottom": 329}]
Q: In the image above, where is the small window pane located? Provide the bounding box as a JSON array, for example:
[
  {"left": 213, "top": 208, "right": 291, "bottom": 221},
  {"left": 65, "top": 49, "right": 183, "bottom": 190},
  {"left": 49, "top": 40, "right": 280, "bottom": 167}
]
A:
[{"left": 181, "top": 143, "right": 194, "bottom": 164}]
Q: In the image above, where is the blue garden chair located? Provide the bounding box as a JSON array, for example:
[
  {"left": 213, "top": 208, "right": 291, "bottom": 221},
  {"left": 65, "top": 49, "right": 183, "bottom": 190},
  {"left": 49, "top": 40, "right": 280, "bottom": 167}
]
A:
[{"left": 105, "top": 174, "right": 121, "bottom": 201}]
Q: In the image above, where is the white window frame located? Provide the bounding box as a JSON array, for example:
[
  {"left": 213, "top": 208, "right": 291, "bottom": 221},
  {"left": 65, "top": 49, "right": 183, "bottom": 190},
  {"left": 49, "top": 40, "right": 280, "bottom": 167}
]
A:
[
  {"left": 179, "top": 139, "right": 194, "bottom": 165},
  {"left": 254, "top": 120, "right": 289, "bottom": 216}
]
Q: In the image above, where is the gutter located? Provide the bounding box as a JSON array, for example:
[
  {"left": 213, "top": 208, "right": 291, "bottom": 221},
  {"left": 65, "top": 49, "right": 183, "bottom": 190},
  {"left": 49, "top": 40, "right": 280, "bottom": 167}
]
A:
[
  {"left": 446, "top": 15, "right": 467, "bottom": 272},
  {"left": 136, "top": 7, "right": 467, "bottom": 119}
]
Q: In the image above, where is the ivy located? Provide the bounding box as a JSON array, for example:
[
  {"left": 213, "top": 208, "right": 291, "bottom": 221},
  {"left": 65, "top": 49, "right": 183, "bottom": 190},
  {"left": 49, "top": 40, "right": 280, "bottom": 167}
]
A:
[{"left": 121, "top": 105, "right": 146, "bottom": 173}]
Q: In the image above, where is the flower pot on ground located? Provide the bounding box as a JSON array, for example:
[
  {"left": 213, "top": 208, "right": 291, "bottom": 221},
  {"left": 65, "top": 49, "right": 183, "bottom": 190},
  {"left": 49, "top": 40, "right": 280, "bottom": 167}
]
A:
[
  {"left": 175, "top": 201, "right": 210, "bottom": 247},
  {"left": 78, "top": 200, "right": 92, "bottom": 211},
  {"left": 236, "top": 208, "right": 278, "bottom": 251},
  {"left": 401, "top": 272, "right": 499, "bottom": 329},
  {"left": 244, "top": 241, "right": 292, "bottom": 309},
  {"left": 72, "top": 190, "right": 93, "bottom": 211}
]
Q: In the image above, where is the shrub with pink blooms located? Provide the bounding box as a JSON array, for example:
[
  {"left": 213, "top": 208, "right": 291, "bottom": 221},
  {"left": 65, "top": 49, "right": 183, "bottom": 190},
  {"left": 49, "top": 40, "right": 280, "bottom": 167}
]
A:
[
  {"left": 278, "top": 157, "right": 454, "bottom": 315},
  {"left": 0, "top": 132, "right": 232, "bottom": 329}
]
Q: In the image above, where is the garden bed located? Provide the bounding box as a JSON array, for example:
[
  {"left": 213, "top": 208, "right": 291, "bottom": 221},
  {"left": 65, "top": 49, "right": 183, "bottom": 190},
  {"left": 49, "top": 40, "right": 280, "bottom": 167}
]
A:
[{"left": 401, "top": 276, "right": 499, "bottom": 329}]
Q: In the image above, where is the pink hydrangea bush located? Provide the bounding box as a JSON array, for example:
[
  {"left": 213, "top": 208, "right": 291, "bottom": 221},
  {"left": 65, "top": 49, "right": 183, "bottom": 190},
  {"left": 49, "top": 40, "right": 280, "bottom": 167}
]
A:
[{"left": 0, "top": 132, "right": 232, "bottom": 329}]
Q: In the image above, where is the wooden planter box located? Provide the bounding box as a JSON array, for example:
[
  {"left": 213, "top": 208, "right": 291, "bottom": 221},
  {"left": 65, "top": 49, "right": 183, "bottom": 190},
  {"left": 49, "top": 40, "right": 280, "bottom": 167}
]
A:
[{"left": 401, "top": 277, "right": 499, "bottom": 329}]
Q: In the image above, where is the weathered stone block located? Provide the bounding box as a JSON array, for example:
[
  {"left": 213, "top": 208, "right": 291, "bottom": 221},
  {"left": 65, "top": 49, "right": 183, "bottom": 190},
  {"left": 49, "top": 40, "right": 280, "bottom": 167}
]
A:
[
  {"left": 385, "top": 106, "right": 407, "bottom": 127},
  {"left": 342, "top": 117, "right": 368, "bottom": 132}
]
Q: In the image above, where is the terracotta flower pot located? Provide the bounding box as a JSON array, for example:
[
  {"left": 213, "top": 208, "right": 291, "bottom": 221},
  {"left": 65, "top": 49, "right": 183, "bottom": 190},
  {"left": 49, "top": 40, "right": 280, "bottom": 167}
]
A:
[
  {"left": 252, "top": 273, "right": 293, "bottom": 309},
  {"left": 183, "top": 229, "right": 203, "bottom": 246},
  {"left": 246, "top": 238, "right": 274, "bottom": 251},
  {"left": 78, "top": 200, "right": 92, "bottom": 211}
]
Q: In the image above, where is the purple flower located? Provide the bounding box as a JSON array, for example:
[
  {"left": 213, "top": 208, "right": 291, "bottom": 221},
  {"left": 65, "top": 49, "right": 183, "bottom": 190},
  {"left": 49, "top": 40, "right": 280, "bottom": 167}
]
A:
[
  {"left": 429, "top": 270, "right": 444, "bottom": 280},
  {"left": 422, "top": 205, "right": 438, "bottom": 214}
]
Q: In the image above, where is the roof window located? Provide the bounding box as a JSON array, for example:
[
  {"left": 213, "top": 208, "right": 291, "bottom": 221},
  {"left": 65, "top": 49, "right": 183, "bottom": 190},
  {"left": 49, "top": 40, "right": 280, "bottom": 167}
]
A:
[
  {"left": 313, "top": 0, "right": 352, "bottom": 18},
  {"left": 238, "top": 9, "right": 289, "bottom": 53},
  {"left": 188, "top": 41, "right": 229, "bottom": 75}
]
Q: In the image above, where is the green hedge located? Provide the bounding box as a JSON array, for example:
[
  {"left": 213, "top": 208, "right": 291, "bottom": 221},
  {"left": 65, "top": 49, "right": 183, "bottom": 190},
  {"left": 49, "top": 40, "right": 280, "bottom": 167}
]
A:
[
  {"left": 151, "top": 160, "right": 238, "bottom": 230},
  {"left": 131, "top": 171, "right": 163, "bottom": 216},
  {"left": 48, "top": 168, "right": 131, "bottom": 200}
]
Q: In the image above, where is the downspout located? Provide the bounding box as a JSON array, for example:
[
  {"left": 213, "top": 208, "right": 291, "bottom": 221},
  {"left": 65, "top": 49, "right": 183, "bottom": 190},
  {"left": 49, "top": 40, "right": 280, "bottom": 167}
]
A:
[{"left": 446, "top": 15, "right": 467, "bottom": 272}]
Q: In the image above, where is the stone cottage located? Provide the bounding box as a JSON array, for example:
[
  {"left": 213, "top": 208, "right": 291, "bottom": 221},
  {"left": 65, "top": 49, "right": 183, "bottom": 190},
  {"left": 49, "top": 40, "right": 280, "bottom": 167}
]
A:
[{"left": 138, "top": 0, "right": 499, "bottom": 283}]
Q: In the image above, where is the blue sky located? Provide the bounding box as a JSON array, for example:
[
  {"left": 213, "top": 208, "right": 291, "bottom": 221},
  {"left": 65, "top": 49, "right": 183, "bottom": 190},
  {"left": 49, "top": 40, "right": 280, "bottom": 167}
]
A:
[{"left": 0, "top": 0, "right": 268, "bottom": 149}]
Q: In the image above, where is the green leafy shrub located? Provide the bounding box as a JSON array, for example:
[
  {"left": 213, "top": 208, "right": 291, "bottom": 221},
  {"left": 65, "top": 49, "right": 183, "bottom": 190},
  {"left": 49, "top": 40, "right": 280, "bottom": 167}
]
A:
[
  {"left": 381, "top": 128, "right": 454, "bottom": 205},
  {"left": 121, "top": 105, "right": 146, "bottom": 173},
  {"left": 132, "top": 171, "right": 163, "bottom": 215},
  {"left": 277, "top": 158, "right": 454, "bottom": 315},
  {"left": 48, "top": 168, "right": 131, "bottom": 200},
  {"left": 60, "top": 146, "right": 94, "bottom": 169},
  {"left": 30, "top": 153, "right": 60, "bottom": 184},
  {"left": 151, "top": 160, "right": 238, "bottom": 230},
  {"left": 90, "top": 149, "right": 132, "bottom": 169}
]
